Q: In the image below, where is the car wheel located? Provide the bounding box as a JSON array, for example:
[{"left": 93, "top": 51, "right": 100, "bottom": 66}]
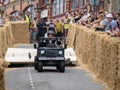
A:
[
  {"left": 59, "top": 61, "right": 65, "bottom": 72},
  {"left": 37, "top": 61, "right": 43, "bottom": 72},
  {"left": 34, "top": 57, "right": 38, "bottom": 70},
  {"left": 34, "top": 62, "right": 38, "bottom": 70},
  {"left": 56, "top": 65, "right": 60, "bottom": 71}
]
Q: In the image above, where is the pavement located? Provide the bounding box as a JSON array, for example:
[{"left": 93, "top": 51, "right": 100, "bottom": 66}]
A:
[
  {"left": 5, "top": 66, "right": 103, "bottom": 90},
  {"left": 5, "top": 44, "right": 103, "bottom": 90}
]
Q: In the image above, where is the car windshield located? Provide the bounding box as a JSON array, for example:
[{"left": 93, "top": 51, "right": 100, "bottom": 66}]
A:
[{"left": 38, "top": 37, "right": 66, "bottom": 48}]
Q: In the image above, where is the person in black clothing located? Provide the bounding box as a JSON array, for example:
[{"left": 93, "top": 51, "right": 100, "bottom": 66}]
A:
[
  {"left": 39, "top": 31, "right": 61, "bottom": 47},
  {"left": 36, "top": 19, "right": 47, "bottom": 40}
]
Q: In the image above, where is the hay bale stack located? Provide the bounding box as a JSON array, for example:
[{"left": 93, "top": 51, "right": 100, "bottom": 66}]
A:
[
  {"left": 5, "top": 22, "right": 15, "bottom": 47},
  {"left": 0, "top": 21, "right": 31, "bottom": 90},
  {"left": 11, "top": 21, "right": 30, "bottom": 44},
  {"left": 1, "top": 27, "right": 7, "bottom": 57},
  {"left": 67, "top": 24, "right": 77, "bottom": 47},
  {"left": 0, "top": 22, "right": 14, "bottom": 58},
  {"left": 0, "top": 28, "right": 3, "bottom": 57},
  {"left": 67, "top": 24, "right": 120, "bottom": 90},
  {"left": 0, "top": 58, "right": 6, "bottom": 90},
  {"left": 117, "top": 44, "right": 120, "bottom": 90}
]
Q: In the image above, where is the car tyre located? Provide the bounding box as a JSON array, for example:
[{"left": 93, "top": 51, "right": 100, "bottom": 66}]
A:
[
  {"left": 34, "top": 57, "right": 38, "bottom": 70},
  {"left": 37, "top": 61, "right": 43, "bottom": 72},
  {"left": 56, "top": 65, "right": 60, "bottom": 71},
  {"left": 59, "top": 61, "right": 65, "bottom": 72}
]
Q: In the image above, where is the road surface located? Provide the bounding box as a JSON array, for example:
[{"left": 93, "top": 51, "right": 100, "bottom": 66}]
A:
[{"left": 5, "top": 66, "right": 103, "bottom": 90}]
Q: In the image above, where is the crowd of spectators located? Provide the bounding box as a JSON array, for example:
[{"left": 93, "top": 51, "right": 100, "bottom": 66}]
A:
[
  {"left": 27, "top": 8, "right": 120, "bottom": 42},
  {"left": 62, "top": 8, "right": 120, "bottom": 37},
  {"left": 0, "top": 8, "right": 120, "bottom": 43},
  {"left": 32, "top": 8, "right": 120, "bottom": 42}
]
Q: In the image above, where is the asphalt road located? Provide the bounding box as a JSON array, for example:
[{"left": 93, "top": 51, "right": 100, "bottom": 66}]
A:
[{"left": 5, "top": 66, "right": 103, "bottom": 90}]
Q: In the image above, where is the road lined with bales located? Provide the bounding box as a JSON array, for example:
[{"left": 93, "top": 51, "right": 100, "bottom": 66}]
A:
[
  {"left": 0, "top": 21, "right": 30, "bottom": 90},
  {"left": 0, "top": 22, "right": 120, "bottom": 90}
]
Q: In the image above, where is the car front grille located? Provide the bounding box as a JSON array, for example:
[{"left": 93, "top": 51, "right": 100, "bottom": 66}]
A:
[{"left": 46, "top": 49, "right": 58, "bottom": 57}]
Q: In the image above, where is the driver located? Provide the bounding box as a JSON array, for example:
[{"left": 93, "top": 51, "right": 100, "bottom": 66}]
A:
[
  {"left": 39, "top": 31, "right": 62, "bottom": 47},
  {"left": 46, "top": 30, "right": 56, "bottom": 44}
]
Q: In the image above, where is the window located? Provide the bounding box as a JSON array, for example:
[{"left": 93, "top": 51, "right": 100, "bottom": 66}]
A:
[
  {"left": 44, "top": 0, "right": 48, "bottom": 5},
  {"left": 79, "top": 0, "right": 84, "bottom": 7},
  {"left": 70, "top": 0, "right": 79, "bottom": 10},
  {"left": 52, "top": 0, "right": 65, "bottom": 16}
]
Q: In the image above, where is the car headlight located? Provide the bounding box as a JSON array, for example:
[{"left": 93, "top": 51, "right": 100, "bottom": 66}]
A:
[
  {"left": 41, "top": 50, "right": 45, "bottom": 54},
  {"left": 58, "top": 51, "right": 63, "bottom": 55}
]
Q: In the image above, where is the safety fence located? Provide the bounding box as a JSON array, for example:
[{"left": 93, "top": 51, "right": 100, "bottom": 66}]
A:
[
  {"left": 67, "top": 24, "right": 120, "bottom": 90},
  {"left": 0, "top": 21, "right": 29, "bottom": 90}
]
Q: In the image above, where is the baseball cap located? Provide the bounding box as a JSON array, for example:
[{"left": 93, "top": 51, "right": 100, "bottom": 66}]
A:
[{"left": 106, "top": 14, "right": 113, "bottom": 18}]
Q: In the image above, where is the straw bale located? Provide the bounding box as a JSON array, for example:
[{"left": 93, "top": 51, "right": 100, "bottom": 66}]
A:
[
  {"left": 116, "top": 42, "right": 120, "bottom": 90},
  {"left": 0, "top": 29, "right": 2, "bottom": 57},
  {"left": 67, "top": 24, "right": 77, "bottom": 47},
  {"left": 11, "top": 21, "right": 30, "bottom": 44},
  {"left": 5, "top": 22, "right": 14, "bottom": 47},
  {"left": 67, "top": 24, "right": 120, "bottom": 90},
  {"left": 1, "top": 27, "right": 8, "bottom": 57},
  {"left": 0, "top": 58, "right": 6, "bottom": 90}
]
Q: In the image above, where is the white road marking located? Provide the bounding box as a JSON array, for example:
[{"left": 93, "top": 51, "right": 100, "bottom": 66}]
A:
[{"left": 28, "top": 67, "right": 35, "bottom": 90}]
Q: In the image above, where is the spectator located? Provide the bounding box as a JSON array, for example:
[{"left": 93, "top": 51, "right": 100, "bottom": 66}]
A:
[
  {"left": 103, "top": 13, "right": 113, "bottom": 34},
  {"left": 55, "top": 19, "right": 63, "bottom": 37},
  {"left": 17, "top": 12, "right": 24, "bottom": 21},
  {"left": 36, "top": 19, "right": 45, "bottom": 39},
  {"left": 0, "top": 10, "right": 6, "bottom": 26},
  {"left": 63, "top": 13, "right": 71, "bottom": 37},
  {"left": 78, "top": 9, "right": 90, "bottom": 25},
  {"left": 24, "top": 11, "right": 31, "bottom": 30},
  {"left": 92, "top": 13, "right": 105, "bottom": 30},
  {"left": 30, "top": 17, "right": 38, "bottom": 43},
  {"left": 48, "top": 19, "right": 56, "bottom": 33},
  {"left": 110, "top": 16, "right": 119, "bottom": 37}
]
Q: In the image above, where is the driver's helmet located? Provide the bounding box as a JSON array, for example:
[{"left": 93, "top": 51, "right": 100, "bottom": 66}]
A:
[{"left": 47, "top": 30, "right": 55, "bottom": 36}]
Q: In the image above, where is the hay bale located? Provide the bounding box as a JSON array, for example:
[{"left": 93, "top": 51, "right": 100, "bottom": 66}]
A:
[
  {"left": 0, "top": 28, "right": 2, "bottom": 57},
  {"left": 5, "top": 22, "right": 15, "bottom": 47},
  {"left": 68, "top": 24, "right": 120, "bottom": 90},
  {"left": 1, "top": 27, "right": 8, "bottom": 57},
  {"left": 0, "top": 58, "right": 6, "bottom": 90},
  {"left": 11, "top": 21, "right": 30, "bottom": 44},
  {"left": 67, "top": 24, "right": 77, "bottom": 47}
]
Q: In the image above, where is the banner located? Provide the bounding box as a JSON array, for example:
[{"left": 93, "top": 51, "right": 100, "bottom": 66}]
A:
[{"left": 41, "top": 9, "right": 48, "bottom": 18}]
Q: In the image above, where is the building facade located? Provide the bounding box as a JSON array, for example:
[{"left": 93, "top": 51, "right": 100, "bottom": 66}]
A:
[
  {"left": 104, "top": 0, "right": 120, "bottom": 13},
  {"left": 39, "top": 0, "right": 105, "bottom": 18},
  {"left": 0, "top": 0, "right": 120, "bottom": 18}
]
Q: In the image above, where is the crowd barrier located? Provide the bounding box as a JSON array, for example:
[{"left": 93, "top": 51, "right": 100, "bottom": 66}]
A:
[
  {"left": 0, "top": 21, "right": 29, "bottom": 90},
  {"left": 67, "top": 24, "right": 120, "bottom": 90}
]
